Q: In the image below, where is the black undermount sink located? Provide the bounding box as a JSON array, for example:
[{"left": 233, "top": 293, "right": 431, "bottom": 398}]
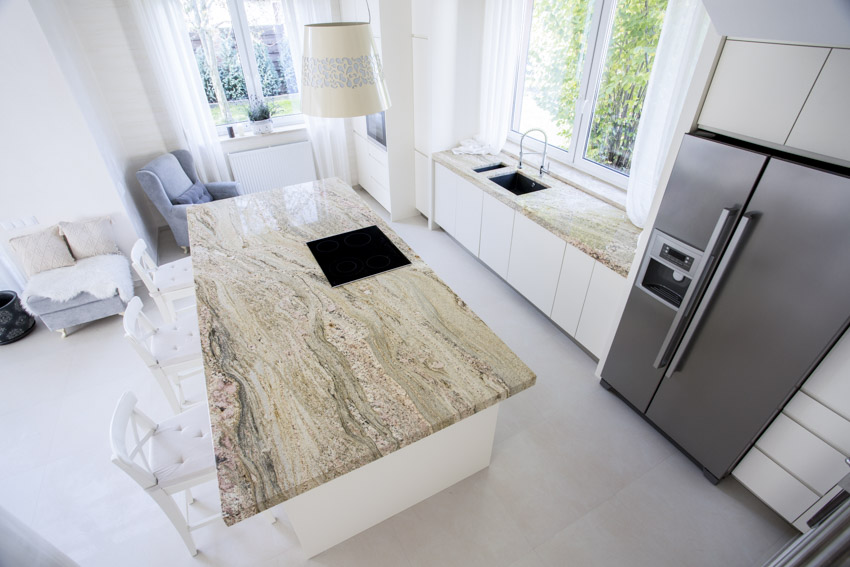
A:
[
  {"left": 473, "top": 162, "right": 508, "bottom": 173},
  {"left": 489, "top": 172, "right": 549, "bottom": 196}
]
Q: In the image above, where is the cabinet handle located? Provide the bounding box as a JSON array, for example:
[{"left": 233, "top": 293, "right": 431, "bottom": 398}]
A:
[
  {"left": 653, "top": 208, "right": 735, "bottom": 368},
  {"left": 665, "top": 213, "right": 753, "bottom": 379}
]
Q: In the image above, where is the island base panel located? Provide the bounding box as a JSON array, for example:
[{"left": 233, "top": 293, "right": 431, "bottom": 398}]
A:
[{"left": 282, "top": 404, "right": 499, "bottom": 558}]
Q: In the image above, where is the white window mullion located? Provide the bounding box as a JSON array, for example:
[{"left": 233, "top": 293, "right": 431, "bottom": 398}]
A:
[
  {"left": 571, "top": 0, "right": 614, "bottom": 165},
  {"left": 510, "top": 0, "right": 536, "bottom": 133},
  {"left": 577, "top": 0, "right": 630, "bottom": 188},
  {"left": 227, "top": 0, "right": 264, "bottom": 101}
]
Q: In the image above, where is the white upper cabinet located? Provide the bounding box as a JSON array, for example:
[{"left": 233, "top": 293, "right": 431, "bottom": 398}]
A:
[
  {"left": 507, "top": 214, "right": 566, "bottom": 316},
  {"left": 454, "top": 177, "right": 483, "bottom": 256},
  {"left": 786, "top": 48, "right": 850, "bottom": 163},
  {"left": 698, "top": 41, "right": 829, "bottom": 145},
  {"left": 478, "top": 193, "right": 515, "bottom": 279}
]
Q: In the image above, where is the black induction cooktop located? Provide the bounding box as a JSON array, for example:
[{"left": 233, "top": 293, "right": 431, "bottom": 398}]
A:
[{"left": 306, "top": 225, "right": 411, "bottom": 287}]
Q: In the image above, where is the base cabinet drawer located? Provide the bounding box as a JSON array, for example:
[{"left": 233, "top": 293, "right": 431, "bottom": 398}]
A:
[
  {"left": 507, "top": 214, "right": 566, "bottom": 315},
  {"left": 733, "top": 448, "right": 819, "bottom": 523},
  {"left": 756, "top": 413, "right": 848, "bottom": 496},
  {"left": 478, "top": 193, "right": 515, "bottom": 279}
]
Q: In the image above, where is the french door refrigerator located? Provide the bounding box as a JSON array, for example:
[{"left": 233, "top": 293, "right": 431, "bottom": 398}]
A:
[{"left": 601, "top": 131, "right": 850, "bottom": 483}]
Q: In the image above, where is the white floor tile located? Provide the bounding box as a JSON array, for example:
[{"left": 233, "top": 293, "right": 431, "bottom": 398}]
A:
[{"left": 0, "top": 189, "right": 796, "bottom": 566}]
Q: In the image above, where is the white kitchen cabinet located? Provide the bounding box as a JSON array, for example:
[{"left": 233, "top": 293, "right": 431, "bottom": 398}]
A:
[
  {"left": 801, "top": 327, "right": 850, "bottom": 419},
  {"left": 434, "top": 163, "right": 457, "bottom": 236},
  {"left": 755, "top": 413, "right": 847, "bottom": 496},
  {"left": 478, "top": 193, "right": 515, "bottom": 279},
  {"left": 733, "top": 447, "right": 820, "bottom": 523},
  {"left": 355, "top": 133, "right": 391, "bottom": 212},
  {"left": 698, "top": 41, "right": 829, "bottom": 145},
  {"left": 550, "top": 245, "right": 595, "bottom": 336},
  {"left": 793, "top": 485, "right": 846, "bottom": 533},
  {"left": 414, "top": 150, "right": 429, "bottom": 217},
  {"left": 575, "top": 262, "right": 627, "bottom": 357},
  {"left": 454, "top": 177, "right": 483, "bottom": 256},
  {"left": 786, "top": 49, "right": 850, "bottom": 163},
  {"left": 507, "top": 214, "right": 566, "bottom": 315},
  {"left": 783, "top": 392, "right": 850, "bottom": 458},
  {"left": 412, "top": 38, "right": 431, "bottom": 155},
  {"left": 734, "top": 325, "right": 850, "bottom": 532}
]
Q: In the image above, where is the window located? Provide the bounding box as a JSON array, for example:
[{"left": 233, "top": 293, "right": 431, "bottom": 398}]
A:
[
  {"left": 512, "top": 0, "right": 668, "bottom": 185},
  {"left": 182, "top": 0, "right": 300, "bottom": 129}
]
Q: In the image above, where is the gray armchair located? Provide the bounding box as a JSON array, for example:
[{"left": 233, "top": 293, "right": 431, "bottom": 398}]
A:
[{"left": 136, "top": 150, "right": 241, "bottom": 250}]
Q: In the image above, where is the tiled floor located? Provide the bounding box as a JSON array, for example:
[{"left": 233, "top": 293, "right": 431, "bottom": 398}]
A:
[{"left": 0, "top": 188, "right": 796, "bottom": 566}]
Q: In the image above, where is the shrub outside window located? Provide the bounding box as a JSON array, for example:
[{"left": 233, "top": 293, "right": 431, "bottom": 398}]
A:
[
  {"left": 182, "top": 0, "right": 301, "bottom": 130},
  {"left": 512, "top": 0, "right": 668, "bottom": 185}
]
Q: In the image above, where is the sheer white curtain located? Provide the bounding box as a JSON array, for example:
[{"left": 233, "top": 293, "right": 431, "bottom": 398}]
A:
[
  {"left": 281, "top": 0, "right": 352, "bottom": 184},
  {"left": 130, "top": 0, "right": 229, "bottom": 183},
  {"left": 475, "top": 0, "right": 525, "bottom": 154},
  {"left": 625, "top": 0, "right": 709, "bottom": 228}
]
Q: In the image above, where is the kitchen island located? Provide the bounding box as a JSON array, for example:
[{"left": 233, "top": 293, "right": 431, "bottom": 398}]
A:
[{"left": 187, "top": 178, "right": 535, "bottom": 556}]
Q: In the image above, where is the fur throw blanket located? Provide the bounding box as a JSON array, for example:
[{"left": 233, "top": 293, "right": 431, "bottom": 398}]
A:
[{"left": 22, "top": 254, "right": 133, "bottom": 311}]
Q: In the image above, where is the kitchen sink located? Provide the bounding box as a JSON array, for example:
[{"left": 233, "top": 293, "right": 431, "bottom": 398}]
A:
[
  {"left": 472, "top": 163, "right": 508, "bottom": 173},
  {"left": 489, "top": 172, "right": 549, "bottom": 196}
]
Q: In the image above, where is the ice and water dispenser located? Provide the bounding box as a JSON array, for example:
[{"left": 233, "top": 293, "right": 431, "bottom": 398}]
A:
[{"left": 636, "top": 230, "right": 704, "bottom": 310}]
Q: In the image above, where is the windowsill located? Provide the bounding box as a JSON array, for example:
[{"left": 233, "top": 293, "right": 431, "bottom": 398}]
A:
[
  {"left": 219, "top": 121, "right": 307, "bottom": 143},
  {"left": 502, "top": 140, "right": 627, "bottom": 211}
]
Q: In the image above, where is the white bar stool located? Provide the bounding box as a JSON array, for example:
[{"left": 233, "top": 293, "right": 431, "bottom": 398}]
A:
[
  {"left": 123, "top": 296, "right": 204, "bottom": 414},
  {"left": 131, "top": 239, "right": 195, "bottom": 323},
  {"left": 110, "top": 391, "right": 220, "bottom": 556}
]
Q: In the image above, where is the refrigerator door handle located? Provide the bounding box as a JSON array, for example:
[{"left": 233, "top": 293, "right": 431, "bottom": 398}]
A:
[
  {"left": 653, "top": 207, "right": 736, "bottom": 369},
  {"left": 664, "top": 213, "right": 754, "bottom": 379}
]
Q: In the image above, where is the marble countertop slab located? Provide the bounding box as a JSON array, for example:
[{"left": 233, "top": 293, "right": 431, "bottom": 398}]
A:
[
  {"left": 433, "top": 151, "right": 641, "bottom": 277},
  {"left": 187, "top": 179, "right": 536, "bottom": 526}
]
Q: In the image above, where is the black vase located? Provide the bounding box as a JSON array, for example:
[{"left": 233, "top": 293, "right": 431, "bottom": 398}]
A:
[{"left": 0, "top": 290, "right": 35, "bottom": 345}]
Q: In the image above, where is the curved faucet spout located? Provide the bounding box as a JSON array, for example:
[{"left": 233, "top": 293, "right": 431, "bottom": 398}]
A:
[{"left": 518, "top": 129, "right": 549, "bottom": 177}]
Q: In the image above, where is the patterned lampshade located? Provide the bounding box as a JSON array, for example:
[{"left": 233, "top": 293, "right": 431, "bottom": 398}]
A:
[{"left": 301, "top": 23, "right": 391, "bottom": 118}]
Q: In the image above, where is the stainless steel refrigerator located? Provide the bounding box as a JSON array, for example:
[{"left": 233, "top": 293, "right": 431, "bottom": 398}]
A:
[{"left": 601, "top": 132, "right": 850, "bottom": 483}]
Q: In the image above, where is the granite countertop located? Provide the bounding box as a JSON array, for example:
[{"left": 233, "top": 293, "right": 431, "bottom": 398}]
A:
[
  {"left": 433, "top": 151, "right": 641, "bottom": 277},
  {"left": 187, "top": 178, "right": 536, "bottom": 526}
]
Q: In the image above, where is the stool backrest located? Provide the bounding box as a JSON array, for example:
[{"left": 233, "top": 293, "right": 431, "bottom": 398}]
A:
[
  {"left": 123, "top": 297, "right": 158, "bottom": 366},
  {"left": 110, "top": 391, "right": 158, "bottom": 489},
  {"left": 131, "top": 239, "right": 159, "bottom": 293}
]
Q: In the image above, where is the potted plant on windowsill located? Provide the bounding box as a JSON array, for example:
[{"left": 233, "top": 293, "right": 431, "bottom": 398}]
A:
[{"left": 248, "top": 97, "right": 273, "bottom": 135}]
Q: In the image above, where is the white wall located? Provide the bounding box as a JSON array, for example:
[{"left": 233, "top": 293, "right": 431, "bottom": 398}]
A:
[
  {"left": 0, "top": 0, "right": 139, "bottom": 262},
  {"left": 380, "top": 0, "right": 417, "bottom": 220},
  {"left": 702, "top": 0, "right": 850, "bottom": 48},
  {"left": 31, "top": 0, "right": 184, "bottom": 258}
]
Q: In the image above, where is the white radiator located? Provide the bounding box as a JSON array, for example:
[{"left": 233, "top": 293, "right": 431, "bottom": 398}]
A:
[{"left": 228, "top": 141, "right": 317, "bottom": 194}]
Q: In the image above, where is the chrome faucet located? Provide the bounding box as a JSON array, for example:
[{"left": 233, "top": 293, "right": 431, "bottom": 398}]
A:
[{"left": 518, "top": 128, "right": 549, "bottom": 177}]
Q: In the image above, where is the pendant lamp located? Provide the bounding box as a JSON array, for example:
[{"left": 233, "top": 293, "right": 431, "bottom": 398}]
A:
[{"left": 301, "top": 19, "right": 391, "bottom": 118}]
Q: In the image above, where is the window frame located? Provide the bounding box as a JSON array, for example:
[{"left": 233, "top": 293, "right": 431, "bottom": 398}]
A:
[
  {"left": 509, "top": 0, "right": 643, "bottom": 189},
  {"left": 189, "top": 0, "right": 304, "bottom": 135}
]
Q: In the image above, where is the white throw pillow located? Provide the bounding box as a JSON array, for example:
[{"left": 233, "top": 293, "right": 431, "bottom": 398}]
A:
[
  {"left": 8, "top": 225, "right": 76, "bottom": 276},
  {"left": 59, "top": 217, "right": 119, "bottom": 259}
]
